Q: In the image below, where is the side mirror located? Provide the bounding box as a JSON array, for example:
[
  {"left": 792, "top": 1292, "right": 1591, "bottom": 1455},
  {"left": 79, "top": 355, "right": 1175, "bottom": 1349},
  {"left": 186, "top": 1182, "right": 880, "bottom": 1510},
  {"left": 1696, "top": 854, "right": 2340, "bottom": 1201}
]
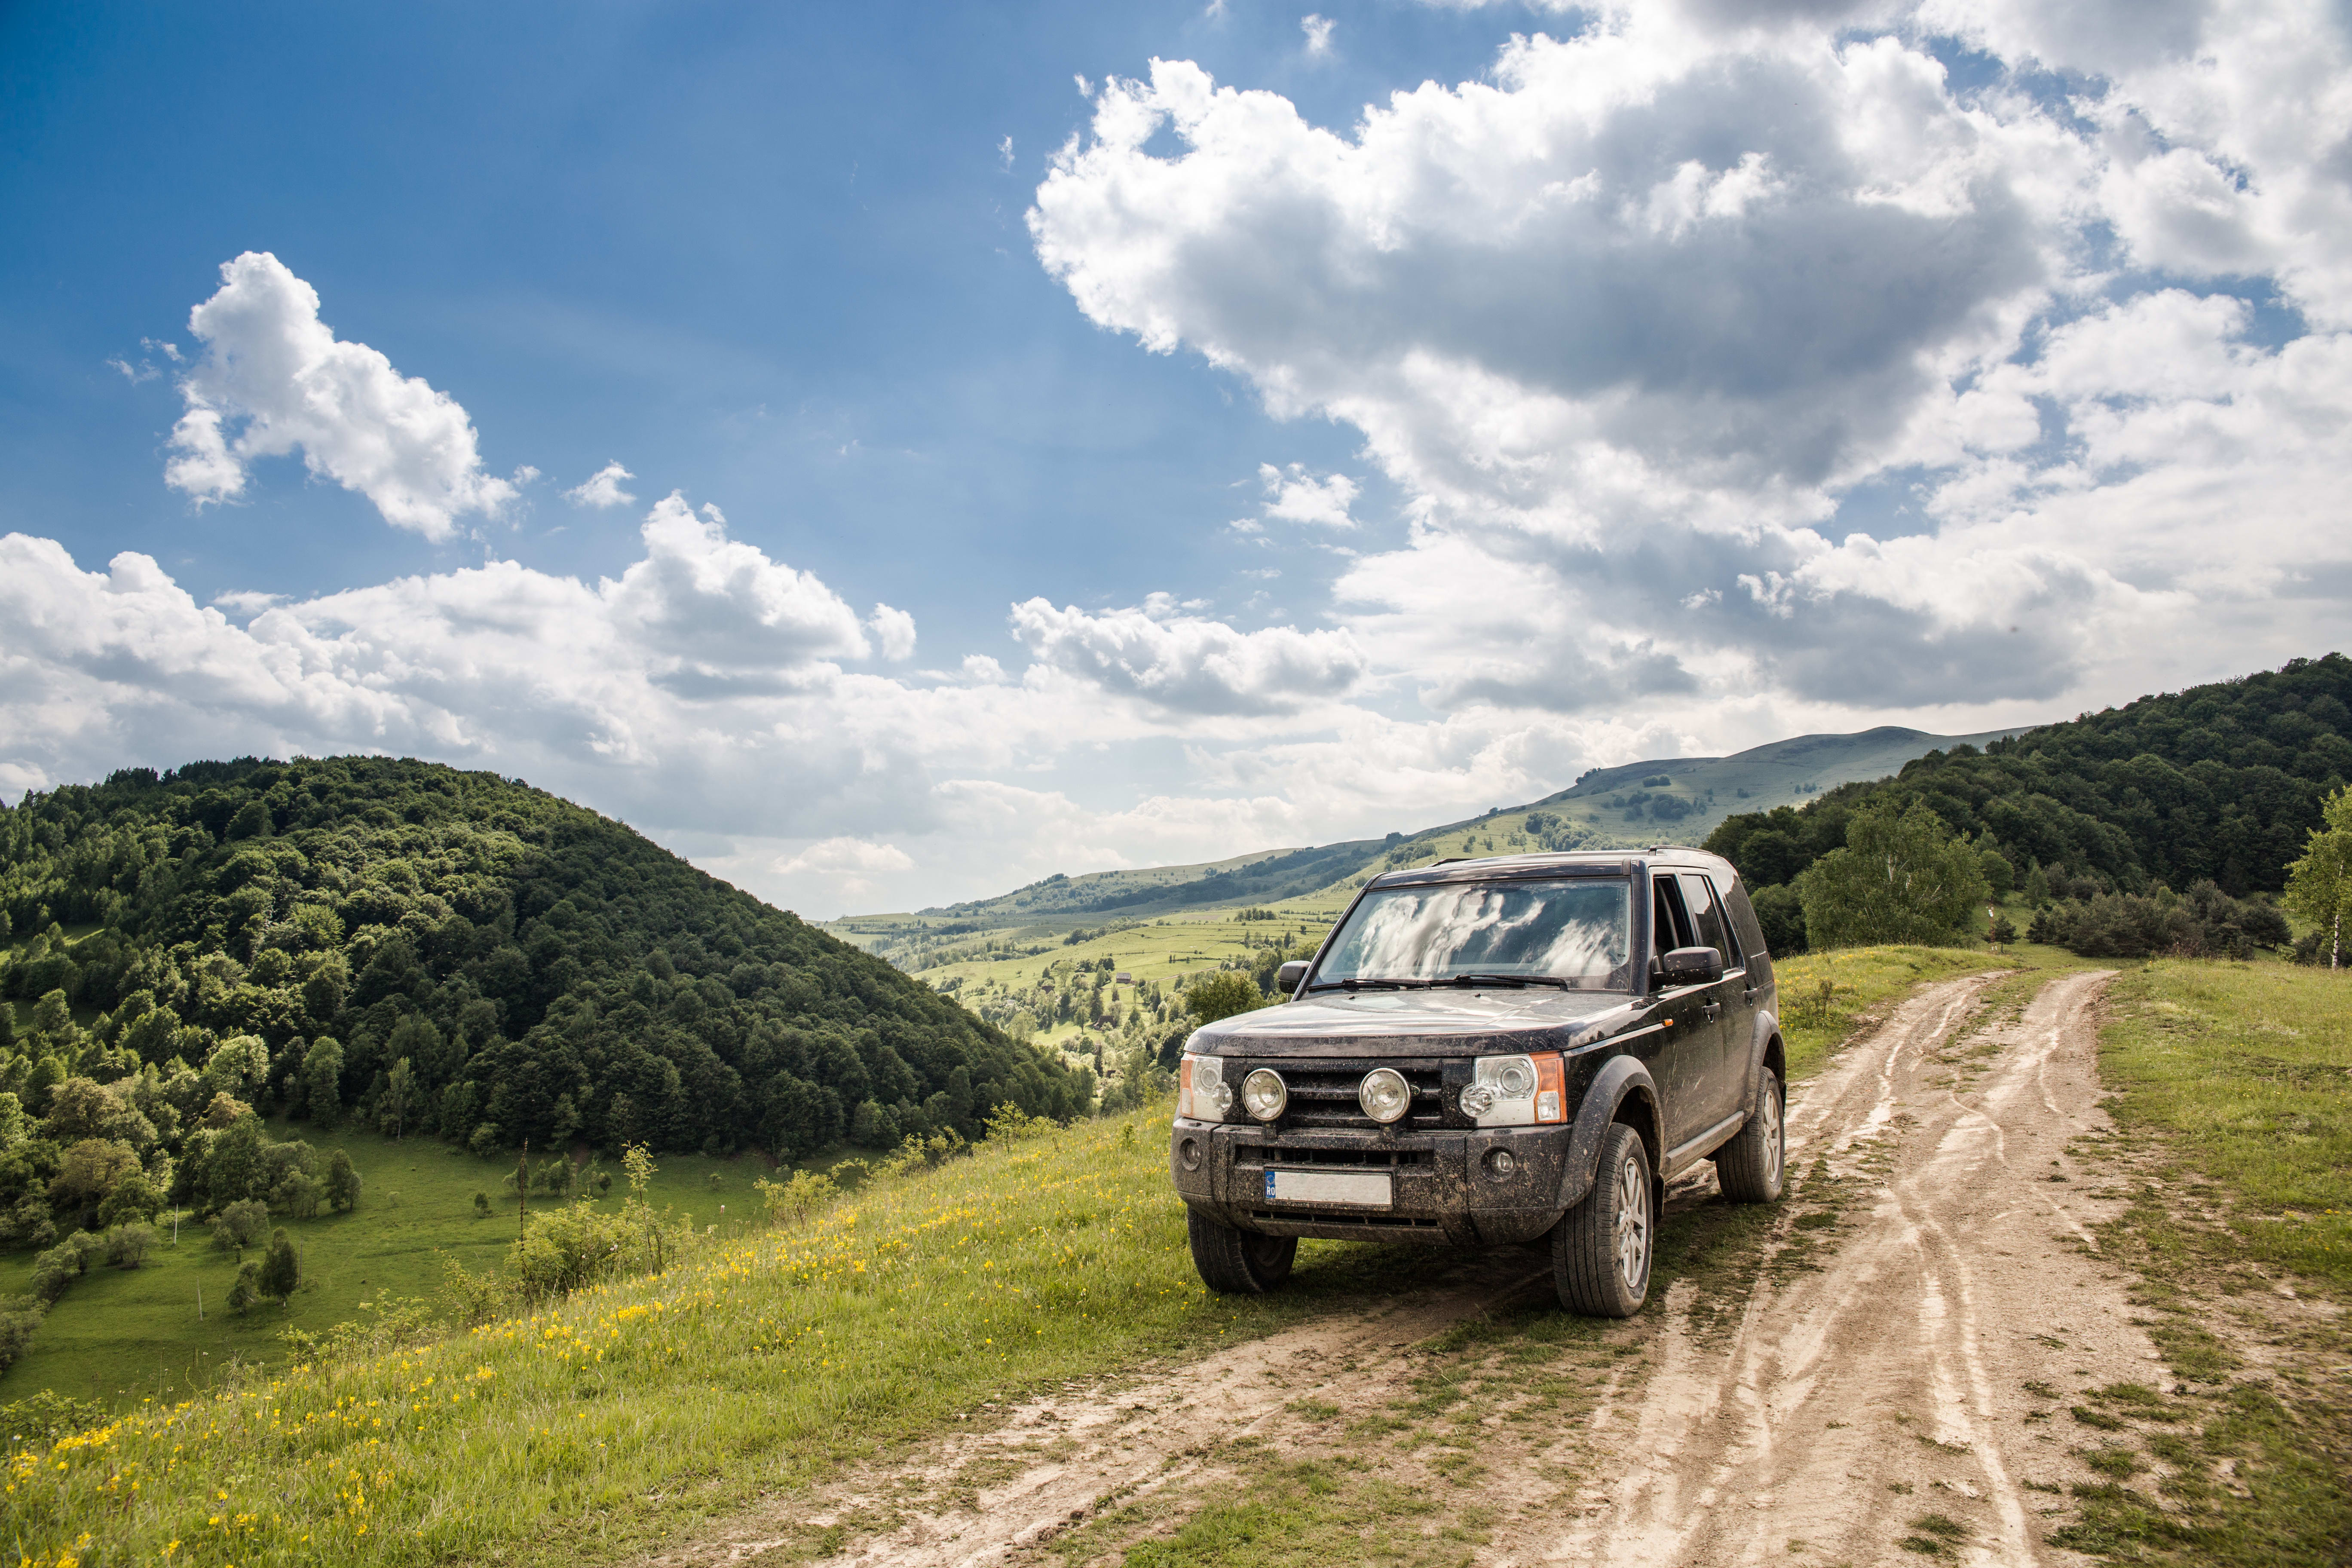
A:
[
  {"left": 1658, "top": 946, "right": 1724, "bottom": 986},
  {"left": 1276, "top": 960, "right": 1311, "bottom": 995}
]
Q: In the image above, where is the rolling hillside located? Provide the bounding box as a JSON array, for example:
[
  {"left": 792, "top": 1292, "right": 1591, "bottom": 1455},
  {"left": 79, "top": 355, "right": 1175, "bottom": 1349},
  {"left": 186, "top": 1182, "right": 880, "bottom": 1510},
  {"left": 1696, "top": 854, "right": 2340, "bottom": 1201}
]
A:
[{"left": 827, "top": 724, "right": 2018, "bottom": 964}]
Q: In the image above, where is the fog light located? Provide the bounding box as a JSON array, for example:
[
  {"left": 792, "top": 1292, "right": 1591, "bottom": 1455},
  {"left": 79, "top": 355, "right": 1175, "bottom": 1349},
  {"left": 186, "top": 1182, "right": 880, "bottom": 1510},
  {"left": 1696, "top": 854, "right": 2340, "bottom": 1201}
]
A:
[
  {"left": 1460, "top": 1083, "right": 1496, "bottom": 1117},
  {"left": 1178, "top": 1136, "right": 1202, "bottom": 1171},
  {"left": 1242, "top": 1068, "right": 1288, "bottom": 1122},
  {"left": 1360, "top": 1067, "right": 1412, "bottom": 1124},
  {"left": 1484, "top": 1147, "right": 1517, "bottom": 1179}
]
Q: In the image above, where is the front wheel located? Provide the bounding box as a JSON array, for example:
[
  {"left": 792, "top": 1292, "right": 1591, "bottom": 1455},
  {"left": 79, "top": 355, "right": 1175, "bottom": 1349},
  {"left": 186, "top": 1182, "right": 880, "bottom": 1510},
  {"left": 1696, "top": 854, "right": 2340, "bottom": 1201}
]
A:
[
  {"left": 1551, "top": 1122, "right": 1653, "bottom": 1317},
  {"left": 1715, "top": 1063, "right": 1786, "bottom": 1204},
  {"left": 1188, "top": 1210, "right": 1298, "bottom": 1294}
]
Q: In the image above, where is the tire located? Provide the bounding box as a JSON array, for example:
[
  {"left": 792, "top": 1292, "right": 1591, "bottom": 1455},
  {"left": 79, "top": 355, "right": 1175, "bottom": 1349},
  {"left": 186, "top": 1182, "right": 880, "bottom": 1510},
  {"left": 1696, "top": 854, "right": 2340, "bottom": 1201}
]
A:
[
  {"left": 1714, "top": 1063, "right": 1786, "bottom": 1204},
  {"left": 1551, "top": 1122, "right": 1654, "bottom": 1317},
  {"left": 1188, "top": 1209, "right": 1298, "bottom": 1294}
]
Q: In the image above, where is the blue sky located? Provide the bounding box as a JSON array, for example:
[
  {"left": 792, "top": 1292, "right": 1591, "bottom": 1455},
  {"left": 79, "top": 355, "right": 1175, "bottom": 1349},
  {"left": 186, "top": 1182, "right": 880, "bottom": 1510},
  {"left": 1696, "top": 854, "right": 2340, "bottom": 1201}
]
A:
[{"left": 4, "top": 0, "right": 2349, "bottom": 915}]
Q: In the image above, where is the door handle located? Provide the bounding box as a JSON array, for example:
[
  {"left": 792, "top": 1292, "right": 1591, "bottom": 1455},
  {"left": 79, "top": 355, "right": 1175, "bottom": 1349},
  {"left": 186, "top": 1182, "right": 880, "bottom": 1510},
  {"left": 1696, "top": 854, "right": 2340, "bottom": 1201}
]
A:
[
  {"left": 1701, "top": 1001, "right": 1723, "bottom": 1021},
  {"left": 1743, "top": 985, "right": 1759, "bottom": 1004}
]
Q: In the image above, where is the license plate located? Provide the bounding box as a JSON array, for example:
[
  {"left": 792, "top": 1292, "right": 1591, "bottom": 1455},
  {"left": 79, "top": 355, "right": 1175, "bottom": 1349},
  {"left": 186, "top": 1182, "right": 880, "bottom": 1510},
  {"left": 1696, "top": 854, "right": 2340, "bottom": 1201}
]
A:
[{"left": 1264, "top": 1168, "right": 1393, "bottom": 1209}]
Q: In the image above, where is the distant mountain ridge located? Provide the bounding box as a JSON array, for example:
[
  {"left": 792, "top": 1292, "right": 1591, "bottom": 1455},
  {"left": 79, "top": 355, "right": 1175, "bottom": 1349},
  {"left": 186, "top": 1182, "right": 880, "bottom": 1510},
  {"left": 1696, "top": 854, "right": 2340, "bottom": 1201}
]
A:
[{"left": 852, "top": 724, "right": 2021, "bottom": 930}]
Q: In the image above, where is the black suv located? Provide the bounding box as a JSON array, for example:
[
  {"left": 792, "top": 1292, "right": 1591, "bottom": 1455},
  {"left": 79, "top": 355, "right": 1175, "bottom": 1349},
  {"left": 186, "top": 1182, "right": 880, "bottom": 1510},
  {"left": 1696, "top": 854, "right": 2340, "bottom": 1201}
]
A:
[{"left": 1168, "top": 848, "right": 1783, "bottom": 1316}]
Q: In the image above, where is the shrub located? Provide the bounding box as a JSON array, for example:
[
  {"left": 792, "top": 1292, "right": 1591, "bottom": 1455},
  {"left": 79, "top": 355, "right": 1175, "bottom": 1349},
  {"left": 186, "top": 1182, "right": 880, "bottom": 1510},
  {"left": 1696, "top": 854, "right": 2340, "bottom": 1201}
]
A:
[
  {"left": 511, "top": 1201, "right": 634, "bottom": 1302},
  {"left": 2028, "top": 881, "right": 2290, "bottom": 960},
  {"left": 29, "top": 1231, "right": 102, "bottom": 1302},
  {"left": 102, "top": 1223, "right": 156, "bottom": 1268},
  {"left": 210, "top": 1197, "right": 270, "bottom": 1251},
  {"left": 0, "top": 1390, "right": 99, "bottom": 1446},
  {"left": 1183, "top": 971, "right": 1267, "bottom": 1026},
  {"left": 227, "top": 1259, "right": 263, "bottom": 1313},
  {"left": 325, "top": 1148, "right": 361, "bottom": 1213},
  {"left": 272, "top": 1170, "right": 325, "bottom": 1219},
  {"left": 473, "top": 1191, "right": 491, "bottom": 1219},
  {"left": 0, "top": 1296, "right": 46, "bottom": 1372},
  {"left": 753, "top": 1168, "right": 839, "bottom": 1228},
  {"left": 258, "top": 1228, "right": 300, "bottom": 1299}
]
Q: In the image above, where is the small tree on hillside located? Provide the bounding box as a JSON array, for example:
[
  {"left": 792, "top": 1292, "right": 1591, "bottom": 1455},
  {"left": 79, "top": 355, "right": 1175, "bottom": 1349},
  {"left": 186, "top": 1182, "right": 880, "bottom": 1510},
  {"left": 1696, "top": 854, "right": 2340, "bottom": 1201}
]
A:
[
  {"left": 1184, "top": 971, "right": 1268, "bottom": 1026},
  {"left": 2284, "top": 784, "right": 2352, "bottom": 970},
  {"left": 325, "top": 1148, "right": 361, "bottom": 1213},
  {"left": 1795, "top": 799, "right": 1990, "bottom": 949},
  {"left": 258, "top": 1227, "right": 300, "bottom": 1300}
]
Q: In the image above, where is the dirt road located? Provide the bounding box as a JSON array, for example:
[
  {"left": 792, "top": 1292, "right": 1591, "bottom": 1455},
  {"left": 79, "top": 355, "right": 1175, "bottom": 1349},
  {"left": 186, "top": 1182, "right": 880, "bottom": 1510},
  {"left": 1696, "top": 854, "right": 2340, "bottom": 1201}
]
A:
[
  {"left": 688, "top": 967, "right": 2160, "bottom": 1567},
  {"left": 1553, "top": 967, "right": 2146, "bottom": 1566}
]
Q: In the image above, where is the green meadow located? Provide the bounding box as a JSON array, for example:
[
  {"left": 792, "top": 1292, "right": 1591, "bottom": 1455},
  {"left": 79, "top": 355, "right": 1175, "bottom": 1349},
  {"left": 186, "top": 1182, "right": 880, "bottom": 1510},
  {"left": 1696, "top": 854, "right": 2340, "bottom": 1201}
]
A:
[{"left": 0, "top": 1121, "right": 772, "bottom": 1409}]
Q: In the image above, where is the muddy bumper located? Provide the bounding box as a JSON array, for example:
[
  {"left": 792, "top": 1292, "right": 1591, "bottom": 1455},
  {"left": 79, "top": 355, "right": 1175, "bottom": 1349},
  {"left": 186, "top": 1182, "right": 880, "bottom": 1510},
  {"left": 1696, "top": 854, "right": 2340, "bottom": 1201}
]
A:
[{"left": 1169, "top": 1119, "right": 1574, "bottom": 1246}]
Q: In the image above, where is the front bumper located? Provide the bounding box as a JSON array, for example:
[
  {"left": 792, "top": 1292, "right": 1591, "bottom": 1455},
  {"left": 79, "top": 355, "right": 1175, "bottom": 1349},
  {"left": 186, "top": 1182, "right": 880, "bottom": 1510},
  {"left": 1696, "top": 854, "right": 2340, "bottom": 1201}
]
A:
[{"left": 1169, "top": 1117, "right": 1574, "bottom": 1246}]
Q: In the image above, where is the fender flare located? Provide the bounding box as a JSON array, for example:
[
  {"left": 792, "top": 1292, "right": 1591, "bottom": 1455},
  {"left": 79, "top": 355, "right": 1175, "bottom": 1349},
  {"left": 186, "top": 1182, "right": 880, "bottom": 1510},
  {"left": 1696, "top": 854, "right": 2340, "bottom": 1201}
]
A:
[
  {"left": 1743, "top": 1010, "right": 1784, "bottom": 1105},
  {"left": 1555, "top": 1054, "right": 1663, "bottom": 1212}
]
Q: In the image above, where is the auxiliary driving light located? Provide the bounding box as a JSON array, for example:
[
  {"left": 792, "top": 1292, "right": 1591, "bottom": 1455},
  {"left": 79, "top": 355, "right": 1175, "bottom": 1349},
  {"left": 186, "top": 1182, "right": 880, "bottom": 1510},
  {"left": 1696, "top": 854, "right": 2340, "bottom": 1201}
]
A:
[
  {"left": 1241, "top": 1068, "right": 1289, "bottom": 1121},
  {"left": 1359, "top": 1067, "right": 1412, "bottom": 1124}
]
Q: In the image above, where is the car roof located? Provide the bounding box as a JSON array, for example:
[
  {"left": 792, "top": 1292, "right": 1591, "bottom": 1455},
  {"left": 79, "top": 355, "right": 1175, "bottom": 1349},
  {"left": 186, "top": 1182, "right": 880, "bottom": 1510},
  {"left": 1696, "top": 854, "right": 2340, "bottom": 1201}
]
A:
[{"left": 1366, "top": 846, "right": 1734, "bottom": 890}]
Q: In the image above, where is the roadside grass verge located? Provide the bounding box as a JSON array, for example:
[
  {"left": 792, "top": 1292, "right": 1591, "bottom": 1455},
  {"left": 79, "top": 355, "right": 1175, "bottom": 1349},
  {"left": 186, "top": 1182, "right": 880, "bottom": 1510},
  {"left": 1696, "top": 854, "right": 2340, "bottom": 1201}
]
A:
[
  {"left": 2047, "top": 958, "right": 2352, "bottom": 1566},
  {"left": 2098, "top": 960, "right": 2350, "bottom": 1291},
  {"left": 1, "top": 1111, "right": 1443, "bottom": 1568}
]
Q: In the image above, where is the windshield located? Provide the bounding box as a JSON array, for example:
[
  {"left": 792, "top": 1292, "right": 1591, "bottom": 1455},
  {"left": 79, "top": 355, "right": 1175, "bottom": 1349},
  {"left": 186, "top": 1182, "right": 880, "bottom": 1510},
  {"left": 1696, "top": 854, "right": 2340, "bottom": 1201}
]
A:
[{"left": 1312, "top": 878, "right": 1634, "bottom": 989}]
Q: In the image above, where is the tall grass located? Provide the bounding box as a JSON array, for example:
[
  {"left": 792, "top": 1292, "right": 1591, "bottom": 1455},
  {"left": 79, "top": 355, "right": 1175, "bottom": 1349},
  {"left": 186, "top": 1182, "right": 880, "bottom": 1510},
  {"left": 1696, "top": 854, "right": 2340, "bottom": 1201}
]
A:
[{"left": 0, "top": 1112, "right": 1304, "bottom": 1567}]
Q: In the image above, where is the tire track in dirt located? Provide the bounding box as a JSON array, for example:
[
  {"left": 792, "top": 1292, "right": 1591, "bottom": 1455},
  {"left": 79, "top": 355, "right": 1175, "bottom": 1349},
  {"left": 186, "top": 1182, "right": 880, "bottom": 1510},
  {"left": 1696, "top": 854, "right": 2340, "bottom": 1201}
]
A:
[
  {"left": 1542, "top": 968, "right": 2151, "bottom": 1568},
  {"left": 677, "top": 968, "right": 2162, "bottom": 1568}
]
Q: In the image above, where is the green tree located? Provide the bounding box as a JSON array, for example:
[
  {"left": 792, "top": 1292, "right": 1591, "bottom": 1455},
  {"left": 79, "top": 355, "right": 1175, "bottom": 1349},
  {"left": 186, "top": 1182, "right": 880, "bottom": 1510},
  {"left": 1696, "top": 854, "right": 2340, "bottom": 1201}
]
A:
[
  {"left": 302, "top": 1038, "right": 344, "bottom": 1124},
  {"left": 227, "top": 1259, "right": 263, "bottom": 1313},
  {"left": 324, "top": 1148, "right": 361, "bottom": 1213},
  {"left": 2284, "top": 784, "right": 2352, "bottom": 970},
  {"left": 31, "top": 991, "right": 73, "bottom": 1041},
  {"left": 258, "top": 1228, "right": 300, "bottom": 1300},
  {"left": 384, "top": 1057, "right": 414, "bottom": 1140},
  {"left": 1183, "top": 971, "right": 1268, "bottom": 1026},
  {"left": 1794, "top": 800, "right": 1990, "bottom": 949}
]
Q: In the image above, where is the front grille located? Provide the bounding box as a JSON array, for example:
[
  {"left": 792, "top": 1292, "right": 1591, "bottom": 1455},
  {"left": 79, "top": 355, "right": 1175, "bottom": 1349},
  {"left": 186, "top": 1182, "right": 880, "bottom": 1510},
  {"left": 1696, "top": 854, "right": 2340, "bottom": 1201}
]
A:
[
  {"left": 1230, "top": 1059, "right": 1449, "bottom": 1131},
  {"left": 1234, "top": 1145, "right": 1433, "bottom": 1168}
]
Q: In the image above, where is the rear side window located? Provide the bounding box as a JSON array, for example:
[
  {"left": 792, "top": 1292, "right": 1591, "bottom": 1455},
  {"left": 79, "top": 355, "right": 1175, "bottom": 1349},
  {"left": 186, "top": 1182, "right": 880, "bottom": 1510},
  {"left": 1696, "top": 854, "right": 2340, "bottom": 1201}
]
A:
[
  {"left": 1652, "top": 873, "right": 1694, "bottom": 956},
  {"left": 1677, "top": 873, "right": 1740, "bottom": 968}
]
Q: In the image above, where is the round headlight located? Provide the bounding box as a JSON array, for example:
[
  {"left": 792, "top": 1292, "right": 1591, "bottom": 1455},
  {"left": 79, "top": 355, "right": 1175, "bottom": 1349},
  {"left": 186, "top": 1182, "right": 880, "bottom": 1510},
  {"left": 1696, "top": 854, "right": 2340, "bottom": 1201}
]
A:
[
  {"left": 1493, "top": 1059, "right": 1535, "bottom": 1099},
  {"left": 1359, "top": 1067, "right": 1412, "bottom": 1124},
  {"left": 1241, "top": 1068, "right": 1288, "bottom": 1122},
  {"left": 1459, "top": 1082, "right": 1497, "bottom": 1117}
]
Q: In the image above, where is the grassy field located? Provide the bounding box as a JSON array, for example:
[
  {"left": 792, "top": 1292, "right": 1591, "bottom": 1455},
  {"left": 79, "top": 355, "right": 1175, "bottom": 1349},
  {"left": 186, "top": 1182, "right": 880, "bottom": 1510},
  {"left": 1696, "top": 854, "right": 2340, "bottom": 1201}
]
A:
[
  {"left": 0, "top": 1123, "right": 784, "bottom": 1408},
  {"left": 2097, "top": 960, "right": 2351, "bottom": 1292},
  {"left": 0, "top": 1110, "right": 1456, "bottom": 1568}
]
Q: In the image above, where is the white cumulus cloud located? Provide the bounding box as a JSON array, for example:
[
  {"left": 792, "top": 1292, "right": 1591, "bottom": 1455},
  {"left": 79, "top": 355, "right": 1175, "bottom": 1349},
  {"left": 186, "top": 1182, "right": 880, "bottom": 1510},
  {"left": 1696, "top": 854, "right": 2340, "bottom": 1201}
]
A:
[
  {"left": 1009, "top": 598, "right": 1368, "bottom": 716},
  {"left": 565, "top": 461, "right": 637, "bottom": 508},
  {"left": 164, "top": 252, "right": 517, "bottom": 540}
]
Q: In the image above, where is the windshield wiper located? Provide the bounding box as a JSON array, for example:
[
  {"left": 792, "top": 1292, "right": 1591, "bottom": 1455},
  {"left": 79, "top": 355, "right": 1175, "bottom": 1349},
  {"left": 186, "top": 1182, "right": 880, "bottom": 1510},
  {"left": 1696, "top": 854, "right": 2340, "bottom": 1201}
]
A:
[
  {"left": 1305, "top": 977, "right": 1433, "bottom": 992},
  {"left": 1443, "top": 973, "right": 1572, "bottom": 989}
]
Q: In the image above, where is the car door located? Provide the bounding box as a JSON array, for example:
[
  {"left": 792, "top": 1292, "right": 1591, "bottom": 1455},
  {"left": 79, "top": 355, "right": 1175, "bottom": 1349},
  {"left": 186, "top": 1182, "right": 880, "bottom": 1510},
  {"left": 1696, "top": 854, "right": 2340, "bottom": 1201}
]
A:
[
  {"left": 1648, "top": 871, "right": 1720, "bottom": 1152},
  {"left": 1676, "top": 872, "right": 1748, "bottom": 1135}
]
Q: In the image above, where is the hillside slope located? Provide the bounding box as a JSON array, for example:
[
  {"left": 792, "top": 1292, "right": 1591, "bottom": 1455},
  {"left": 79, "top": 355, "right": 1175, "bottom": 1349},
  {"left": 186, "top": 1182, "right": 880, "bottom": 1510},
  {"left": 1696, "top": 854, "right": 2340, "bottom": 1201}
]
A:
[
  {"left": 834, "top": 724, "right": 2016, "bottom": 948},
  {"left": 0, "top": 758, "right": 1087, "bottom": 1170},
  {"left": 1706, "top": 653, "right": 2352, "bottom": 900}
]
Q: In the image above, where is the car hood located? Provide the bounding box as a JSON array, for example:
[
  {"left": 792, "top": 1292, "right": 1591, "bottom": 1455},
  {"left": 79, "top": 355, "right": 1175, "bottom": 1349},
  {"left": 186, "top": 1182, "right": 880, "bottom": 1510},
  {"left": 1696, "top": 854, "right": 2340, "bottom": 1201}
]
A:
[{"left": 1192, "top": 988, "right": 1639, "bottom": 1060}]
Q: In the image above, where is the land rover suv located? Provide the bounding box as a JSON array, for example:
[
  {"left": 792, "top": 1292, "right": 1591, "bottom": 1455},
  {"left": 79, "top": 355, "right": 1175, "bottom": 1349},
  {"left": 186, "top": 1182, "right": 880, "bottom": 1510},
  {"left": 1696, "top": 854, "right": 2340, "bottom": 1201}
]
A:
[{"left": 1167, "top": 848, "right": 1783, "bottom": 1317}]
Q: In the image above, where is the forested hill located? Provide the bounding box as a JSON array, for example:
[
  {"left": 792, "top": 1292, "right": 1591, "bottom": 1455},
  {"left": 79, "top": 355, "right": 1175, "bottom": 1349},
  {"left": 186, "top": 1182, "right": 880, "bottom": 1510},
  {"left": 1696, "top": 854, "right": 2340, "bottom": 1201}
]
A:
[
  {"left": 0, "top": 758, "right": 1089, "bottom": 1161},
  {"left": 1706, "top": 654, "right": 2352, "bottom": 905}
]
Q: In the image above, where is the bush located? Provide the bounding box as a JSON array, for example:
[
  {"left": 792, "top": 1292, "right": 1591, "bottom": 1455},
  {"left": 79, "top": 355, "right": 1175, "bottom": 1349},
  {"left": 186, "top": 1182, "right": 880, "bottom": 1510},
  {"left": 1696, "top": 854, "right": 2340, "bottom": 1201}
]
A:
[
  {"left": 0, "top": 1296, "right": 46, "bottom": 1372},
  {"left": 258, "top": 1228, "right": 300, "bottom": 1299},
  {"left": 2029, "top": 881, "right": 2291, "bottom": 960},
  {"left": 753, "top": 1168, "right": 839, "bottom": 1228},
  {"left": 210, "top": 1197, "right": 270, "bottom": 1251},
  {"left": 96, "top": 1169, "right": 164, "bottom": 1228},
  {"left": 227, "top": 1259, "right": 263, "bottom": 1313},
  {"left": 0, "top": 1390, "right": 99, "bottom": 1446},
  {"left": 272, "top": 1170, "right": 325, "bottom": 1220},
  {"left": 102, "top": 1223, "right": 156, "bottom": 1268},
  {"left": 1183, "top": 971, "right": 1268, "bottom": 1026},
  {"left": 28, "top": 1232, "right": 101, "bottom": 1302},
  {"left": 473, "top": 1191, "right": 491, "bottom": 1219},
  {"left": 325, "top": 1148, "right": 361, "bottom": 1213},
  {"left": 511, "top": 1201, "right": 635, "bottom": 1302},
  {"left": 467, "top": 1122, "right": 502, "bottom": 1159}
]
